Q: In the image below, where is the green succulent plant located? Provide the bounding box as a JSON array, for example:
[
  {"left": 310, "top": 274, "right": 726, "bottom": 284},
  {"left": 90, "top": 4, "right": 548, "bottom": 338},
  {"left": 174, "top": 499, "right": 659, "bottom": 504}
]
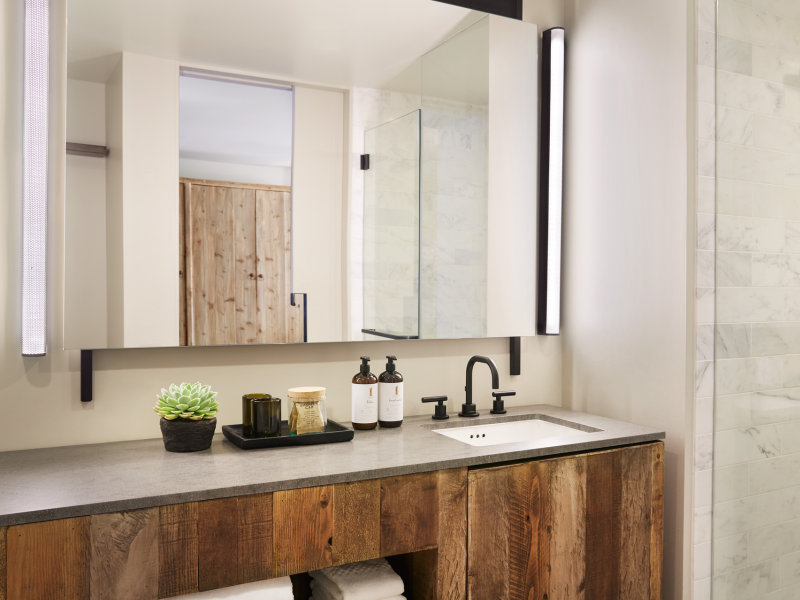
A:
[{"left": 153, "top": 382, "right": 219, "bottom": 421}]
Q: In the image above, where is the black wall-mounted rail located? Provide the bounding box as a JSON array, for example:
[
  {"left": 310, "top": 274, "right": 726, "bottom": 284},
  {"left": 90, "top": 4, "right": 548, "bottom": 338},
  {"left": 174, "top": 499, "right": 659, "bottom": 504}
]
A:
[{"left": 81, "top": 349, "right": 93, "bottom": 402}]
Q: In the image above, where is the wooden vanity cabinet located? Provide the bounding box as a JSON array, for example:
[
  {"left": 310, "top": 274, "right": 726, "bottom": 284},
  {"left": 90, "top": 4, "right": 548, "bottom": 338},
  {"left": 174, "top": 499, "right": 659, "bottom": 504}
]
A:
[
  {"left": 468, "top": 442, "right": 664, "bottom": 600},
  {"left": 0, "top": 442, "right": 662, "bottom": 600}
]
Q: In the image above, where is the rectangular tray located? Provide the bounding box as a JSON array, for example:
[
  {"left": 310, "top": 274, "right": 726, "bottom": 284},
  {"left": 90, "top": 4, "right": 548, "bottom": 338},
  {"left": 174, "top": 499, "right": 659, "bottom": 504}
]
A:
[{"left": 222, "top": 420, "right": 354, "bottom": 450}]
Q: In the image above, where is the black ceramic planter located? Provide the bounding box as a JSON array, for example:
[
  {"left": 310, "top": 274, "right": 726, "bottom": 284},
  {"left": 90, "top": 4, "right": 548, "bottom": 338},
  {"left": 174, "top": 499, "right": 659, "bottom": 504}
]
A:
[{"left": 160, "top": 417, "right": 217, "bottom": 452}]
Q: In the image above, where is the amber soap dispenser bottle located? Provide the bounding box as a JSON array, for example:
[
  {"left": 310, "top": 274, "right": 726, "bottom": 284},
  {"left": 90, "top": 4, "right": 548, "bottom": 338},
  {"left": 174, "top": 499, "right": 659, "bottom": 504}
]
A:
[
  {"left": 378, "top": 355, "right": 403, "bottom": 428},
  {"left": 352, "top": 356, "right": 378, "bottom": 430}
]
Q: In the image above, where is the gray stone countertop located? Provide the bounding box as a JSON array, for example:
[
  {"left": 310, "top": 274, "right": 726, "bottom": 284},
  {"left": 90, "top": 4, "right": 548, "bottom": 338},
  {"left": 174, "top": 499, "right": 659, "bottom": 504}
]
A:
[{"left": 0, "top": 404, "right": 664, "bottom": 527}]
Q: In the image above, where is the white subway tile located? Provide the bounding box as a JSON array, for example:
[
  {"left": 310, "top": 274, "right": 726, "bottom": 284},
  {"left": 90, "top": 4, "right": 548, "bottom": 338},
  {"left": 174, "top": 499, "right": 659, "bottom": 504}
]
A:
[
  {"left": 699, "top": 65, "right": 717, "bottom": 105},
  {"left": 753, "top": 253, "right": 786, "bottom": 286},
  {"left": 720, "top": 1, "right": 784, "bottom": 46},
  {"left": 718, "top": 70, "right": 785, "bottom": 116},
  {"left": 718, "top": 252, "right": 753, "bottom": 287},
  {"left": 750, "top": 453, "right": 800, "bottom": 493},
  {"left": 698, "top": 139, "right": 717, "bottom": 178},
  {"left": 717, "top": 323, "right": 753, "bottom": 359},
  {"left": 751, "top": 388, "right": 800, "bottom": 425},
  {"left": 696, "top": 506, "right": 713, "bottom": 545},
  {"left": 698, "top": 287, "right": 716, "bottom": 324},
  {"left": 694, "top": 577, "right": 712, "bottom": 600},
  {"left": 748, "top": 519, "right": 800, "bottom": 565},
  {"left": 753, "top": 0, "right": 800, "bottom": 21},
  {"left": 698, "top": 102, "right": 716, "bottom": 141},
  {"left": 698, "top": 29, "right": 716, "bottom": 68},
  {"left": 698, "top": 176, "right": 716, "bottom": 213},
  {"left": 781, "top": 419, "right": 800, "bottom": 453},
  {"left": 719, "top": 106, "right": 756, "bottom": 146},
  {"left": 719, "top": 36, "right": 754, "bottom": 76},
  {"left": 717, "top": 215, "right": 785, "bottom": 253},
  {"left": 787, "top": 222, "right": 800, "bottom": 253},
  {"left": 754, "top": 115, "right": 800, "bottom": 155},
  {"left": 714, "top": 463, "right": 751, "bottom": 502},
  {"left": 787, "top": 19, "right": 800, "bottom": 54},
  {"left": 715, "top": 424, "right": 781, "bottom": 466},
  {"left": 719, "top": 179, "right": 754, "bottom": 217},
  {"left": 698, "top": 397, "right": 715, "bottom": 435},
  {"left": 717, "top": 288, "right": 784, "bottom": 322},
  {"left": 699, "top": 212, "right": 716, "bottom": 250},
  {"left": 753, "top": 45, "right": 800, "bottom": 88},
  {"left": 783, "top": 550, "right": 800, "bottom": 588},
  {"left": 698, "top": 361, "right": 716, "bottom": 397},
  {"left": 697, "top": 468, "right": 714, "bottom": 506},
  {"left": 712, "top": 558, "right": 780, "bottom": 600},
  {"left": 697, "top": 432, "right": 715, "bottom": 471},
  {"left": 717, "top": 143, "right": 787, "bottom": 186},
  {"left": 698, "top": 323, "right": 716, "bottom": 361},
  {"left": 698, "top": 250, "right": 716, "bottom": 287},
  {"left": 752, "top": 323, "right": 800, "bottom": 356},
  {"left": 714, "top": 533, "right": 748, "bottom": 575}
]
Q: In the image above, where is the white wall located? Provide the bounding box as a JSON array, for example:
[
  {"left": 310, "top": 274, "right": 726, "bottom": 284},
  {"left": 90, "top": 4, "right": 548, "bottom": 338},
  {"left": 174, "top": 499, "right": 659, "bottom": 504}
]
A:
[
  {"left": 179, "top": 158, "right": 291, "bottom": 187},
  {"left": 120, "top": 53, "right": 180, "bottom": 348},
  {"left": 65, "top": 79, "right": 108, "bottom": 348},
  {"left": 292, "top": 86, "right": 345, "bottom": 343},
  {"left": 559, "top": 0, "right": 691, "bottom": 598},
  {"left": 486, "top": 16, "right": 538, "bottom": 338}
]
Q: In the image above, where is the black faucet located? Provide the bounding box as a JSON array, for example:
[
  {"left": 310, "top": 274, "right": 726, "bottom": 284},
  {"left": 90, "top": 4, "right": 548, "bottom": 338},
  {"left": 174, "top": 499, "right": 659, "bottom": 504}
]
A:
[{"left": 460, "top": 355, "right": 500, "bottom": 417}]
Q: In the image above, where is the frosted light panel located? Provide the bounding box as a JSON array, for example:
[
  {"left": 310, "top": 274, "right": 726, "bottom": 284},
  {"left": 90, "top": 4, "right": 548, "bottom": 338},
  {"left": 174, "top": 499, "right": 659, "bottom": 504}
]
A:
[
  {"left": 546, "top": 29, "right": 564, "bottom": 335},
  {"left": 536, "top": 27, "right": 565, "bottom": 336},
  {"left": 22, "top": 0, "right": 49, "bottom": 356}
]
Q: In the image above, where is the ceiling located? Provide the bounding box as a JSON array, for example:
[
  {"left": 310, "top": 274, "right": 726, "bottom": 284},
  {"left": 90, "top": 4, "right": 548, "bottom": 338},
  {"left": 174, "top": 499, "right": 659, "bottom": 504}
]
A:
[
  {"left": 179, "top": 76, "right": 294, "bottom": 168},
  {"left": 67, "top": 0, "right": 480, "bottom": 88}
]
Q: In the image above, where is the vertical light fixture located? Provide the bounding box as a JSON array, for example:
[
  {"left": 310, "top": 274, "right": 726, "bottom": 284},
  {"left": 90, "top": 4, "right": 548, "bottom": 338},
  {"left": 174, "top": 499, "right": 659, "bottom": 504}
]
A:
[
  {"left": 22, "top": 0, "right": 49, "bottom": 356},
  {"left": 537, "top": 27, "right": 565, "bottom": 336}
]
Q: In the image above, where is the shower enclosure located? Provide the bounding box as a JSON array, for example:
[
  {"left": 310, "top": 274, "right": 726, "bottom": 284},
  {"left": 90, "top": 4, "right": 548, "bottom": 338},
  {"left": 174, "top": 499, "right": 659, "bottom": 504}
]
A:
[{"left": 711, "top": 1, "right": 800, "bottom": 597}]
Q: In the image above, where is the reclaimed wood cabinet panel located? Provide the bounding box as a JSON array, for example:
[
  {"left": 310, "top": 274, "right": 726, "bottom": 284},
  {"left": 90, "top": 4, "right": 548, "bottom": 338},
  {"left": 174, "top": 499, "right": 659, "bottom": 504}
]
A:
[
  {"left": 332, "top": 479, "right": 380, "bottom": 566},
  {"left": 6, "top": 517, "right": 90, "bottom": 600},
  {"left": 437, "top": 468, "right": 468, "bottom": 600},
  {"left": 198, "top": 498, "right": 239, "bottom": 592},
  {"left": 274, "top": 486, "right": 333, "bottom": 576},
  {"left": 237, "top": 493, "right": 275, "bottom": 584},
  {"left": 158, "top": 503, "right": 198, "bottom": 599},
  {"left": 182, "top": 178, "right": 299, "bottom": 346},
  {"left": 380, "top": 472, "right": 439, "bottom": 557},
  {"left": 0, "top": 527, "right": 6, "bottom": 600},
  {"left": 467, "top": 442, "right": 664, "bottom": 600},
  {"left": 89, "top": 509, "right": 159, "bottom": 600}
]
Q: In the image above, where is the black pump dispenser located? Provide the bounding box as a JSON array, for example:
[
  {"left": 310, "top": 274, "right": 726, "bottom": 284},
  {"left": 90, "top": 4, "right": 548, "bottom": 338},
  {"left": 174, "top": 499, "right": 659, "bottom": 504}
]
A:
[
  {"left": 359, "top": 356, "right": 371, "bottom": 376},
  {"left": 385, "top": 355, "right": 396, "bottom": 373}
]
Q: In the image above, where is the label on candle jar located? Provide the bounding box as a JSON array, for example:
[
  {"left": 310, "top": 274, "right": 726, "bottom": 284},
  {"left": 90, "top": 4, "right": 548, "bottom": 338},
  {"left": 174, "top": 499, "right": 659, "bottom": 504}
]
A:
[
  {"left": 379, "top": 382, "right": 403, "bottom": 421},
  {"left": 352, "top": 383, "right": 378, "bottom": 423}
]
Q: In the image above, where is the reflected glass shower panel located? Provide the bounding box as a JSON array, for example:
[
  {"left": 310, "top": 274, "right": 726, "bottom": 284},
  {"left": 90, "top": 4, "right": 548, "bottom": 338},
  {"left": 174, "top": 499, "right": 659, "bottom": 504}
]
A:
[{"left": 362, "top": 110, "right": 421, "bottom": 339}]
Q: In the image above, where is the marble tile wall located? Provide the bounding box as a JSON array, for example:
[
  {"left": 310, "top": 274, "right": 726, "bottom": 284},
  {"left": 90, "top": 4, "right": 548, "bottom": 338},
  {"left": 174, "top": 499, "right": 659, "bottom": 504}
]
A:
[
  {"left": 711, "top": 1, "right": 800, "bottom": 599},
  {"left": 419, "top": 97, "right": 489, "bottom": 339}
]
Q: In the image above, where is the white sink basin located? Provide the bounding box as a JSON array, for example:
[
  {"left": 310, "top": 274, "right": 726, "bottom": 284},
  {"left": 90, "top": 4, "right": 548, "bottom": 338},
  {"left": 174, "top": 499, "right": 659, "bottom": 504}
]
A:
[{"left": 431, "top": 417, "right": 597, "bottom": 447}]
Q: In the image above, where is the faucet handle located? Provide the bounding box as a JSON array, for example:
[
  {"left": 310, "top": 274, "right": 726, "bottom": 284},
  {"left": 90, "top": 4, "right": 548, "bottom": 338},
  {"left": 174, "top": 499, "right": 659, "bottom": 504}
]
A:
[
  {"left": 422, "top": 396, "right": 449, "bottom": 420},
  {"left": 490, "top": 390, "right": 515, "bottom": 415}
]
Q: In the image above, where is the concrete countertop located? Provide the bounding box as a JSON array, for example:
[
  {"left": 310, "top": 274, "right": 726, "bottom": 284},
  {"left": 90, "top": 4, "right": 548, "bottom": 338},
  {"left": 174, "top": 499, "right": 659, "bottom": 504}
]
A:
[{"left": 0, "top": 404, "right": 664, "bottom": 527}]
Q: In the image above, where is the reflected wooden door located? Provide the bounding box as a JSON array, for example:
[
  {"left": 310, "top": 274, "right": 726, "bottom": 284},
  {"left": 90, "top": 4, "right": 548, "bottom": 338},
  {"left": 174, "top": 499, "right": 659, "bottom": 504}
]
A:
[{"left": 182, "top": 178, "right": 296, "bottom": 345}]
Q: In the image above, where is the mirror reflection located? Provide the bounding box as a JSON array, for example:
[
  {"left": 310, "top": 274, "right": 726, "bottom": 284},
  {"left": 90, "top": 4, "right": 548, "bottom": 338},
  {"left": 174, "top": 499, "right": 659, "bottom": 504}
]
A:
[{"left": 64, "top": 0, "right": 539, "bottom": 349}]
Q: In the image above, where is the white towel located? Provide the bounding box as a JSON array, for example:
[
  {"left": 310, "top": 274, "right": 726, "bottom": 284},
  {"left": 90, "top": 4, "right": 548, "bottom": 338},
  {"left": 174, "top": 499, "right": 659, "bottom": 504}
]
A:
[
  {"left": 311, "top": 579, "right": 405, "bottom": 600},
  {"left": 310, "top": 558, "right": 404, "bottom": 600},
  {"left": 177, "top": 577, "right": 294, "bottom": 600}
]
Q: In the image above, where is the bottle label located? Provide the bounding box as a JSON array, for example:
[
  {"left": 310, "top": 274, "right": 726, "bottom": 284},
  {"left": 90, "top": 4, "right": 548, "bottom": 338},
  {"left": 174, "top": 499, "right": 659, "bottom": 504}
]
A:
[
  {"left": 379, "top": 382, "right": 404, "bottom": 422},
  {"left": 352, "top": 383, "right": 378, "bottom": 423}
]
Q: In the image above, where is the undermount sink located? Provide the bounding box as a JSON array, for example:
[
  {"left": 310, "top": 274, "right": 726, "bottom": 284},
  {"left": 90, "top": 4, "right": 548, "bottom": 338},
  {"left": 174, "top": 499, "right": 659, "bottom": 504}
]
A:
[{"left": 430, "top": 416, "right": 602, "bottom": 447}]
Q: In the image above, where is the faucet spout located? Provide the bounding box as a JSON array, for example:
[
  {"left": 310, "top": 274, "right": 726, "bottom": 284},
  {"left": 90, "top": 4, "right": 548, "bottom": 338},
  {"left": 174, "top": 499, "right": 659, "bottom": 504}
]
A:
[{"left": 461, "top": 355, "right": 500, "bottom": 417}]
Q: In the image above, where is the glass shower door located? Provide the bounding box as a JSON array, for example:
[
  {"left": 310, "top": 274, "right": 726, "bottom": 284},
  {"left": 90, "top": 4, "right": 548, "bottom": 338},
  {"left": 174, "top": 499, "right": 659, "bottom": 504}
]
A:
[{"left": 361, "top": 110, "right": 421, "bottom": 340}]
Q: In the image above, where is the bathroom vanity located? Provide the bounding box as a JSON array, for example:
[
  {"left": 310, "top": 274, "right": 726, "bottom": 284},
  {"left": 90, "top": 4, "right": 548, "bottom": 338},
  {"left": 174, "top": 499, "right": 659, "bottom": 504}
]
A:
[{"left": 0, "top": 406, "right": 664, "bottom": 599}]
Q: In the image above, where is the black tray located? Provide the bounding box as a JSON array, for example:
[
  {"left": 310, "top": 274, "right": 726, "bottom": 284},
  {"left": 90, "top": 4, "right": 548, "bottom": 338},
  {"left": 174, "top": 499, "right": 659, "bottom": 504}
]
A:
[{"left": 222, "top": 420, "right": 354, "bottom": 449}]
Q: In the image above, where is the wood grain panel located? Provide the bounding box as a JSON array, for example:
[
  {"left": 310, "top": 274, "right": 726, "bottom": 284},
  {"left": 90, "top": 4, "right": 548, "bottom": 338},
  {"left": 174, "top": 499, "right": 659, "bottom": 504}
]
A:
[
  {"left": 467, "top": 466, "right": 509, "bottom": 600},
  {"left": 1, "top": 526, "right": 6, "bottom": 600},
  {"left": 7, "top": 517, "right": 90, "bottom": 600},
  {"left": 89, "top": 509, "right": 159, "bottom": 600},
  {"left": 332, "top": 479, "right": 380, "bottom": 566},
  {"left": 158, "top": 503, "right": 198, "bottom": 598},
  {"left": 380, "top": 472, "right": 439, "bottom": 557},
  {"left": 213, "top": 186, "right": 236, "bottom": 345},
  {"left": 549, "top": 455, "right": 586, "bottom": 600},
  {"left": 620, "top": 446, "right": 653, "bottom": 600},
  {"left": 274, "top": 486, "right": 333, "bottom": 576},
  {"left": 255, "top": 190, "right": 290, "bottom": 344},
  {"left": 233, "top": 188, "right": 258, "bottom": 344},
  {"left": 180, "top": 177, "right": 290, "bottom": 192},
  {"left": 288, "top": 293, "right": 305, "bottom": 344},
  {"left": 237, "top": 493, "right": 275, "bottom": 584},
  {"left": 585, "top": 450, "right": 621, "bottom": 600},
  {"left": 179, "top": 183, "right": 187, "bottom": 346},
  {"left": 198, "top": 498, "right": 238, "bottom": 592},
  {"left": 437, "top": 468, "right": 467, "bottom": 600},
  {"left": 650, "top": 443, "right": 665, "bottom": 600}
]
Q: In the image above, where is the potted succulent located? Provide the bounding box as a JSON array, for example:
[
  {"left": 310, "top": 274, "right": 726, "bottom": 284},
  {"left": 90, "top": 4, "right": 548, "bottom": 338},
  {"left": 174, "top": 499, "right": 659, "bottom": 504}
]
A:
[{"left": 153, "top": 382, "right": 220, "bottom": 452}]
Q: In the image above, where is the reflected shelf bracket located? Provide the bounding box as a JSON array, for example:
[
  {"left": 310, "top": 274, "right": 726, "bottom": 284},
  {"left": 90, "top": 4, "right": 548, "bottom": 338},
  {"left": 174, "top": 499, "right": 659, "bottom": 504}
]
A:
[{"left": 81, "top": 349, "right": 93, "bottom": 402}]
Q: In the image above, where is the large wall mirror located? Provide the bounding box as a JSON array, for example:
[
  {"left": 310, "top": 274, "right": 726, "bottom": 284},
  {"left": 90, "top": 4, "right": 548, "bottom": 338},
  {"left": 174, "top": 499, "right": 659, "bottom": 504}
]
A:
[{"left": 64, "top": 0, "right": 539, "bottom": 349}]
